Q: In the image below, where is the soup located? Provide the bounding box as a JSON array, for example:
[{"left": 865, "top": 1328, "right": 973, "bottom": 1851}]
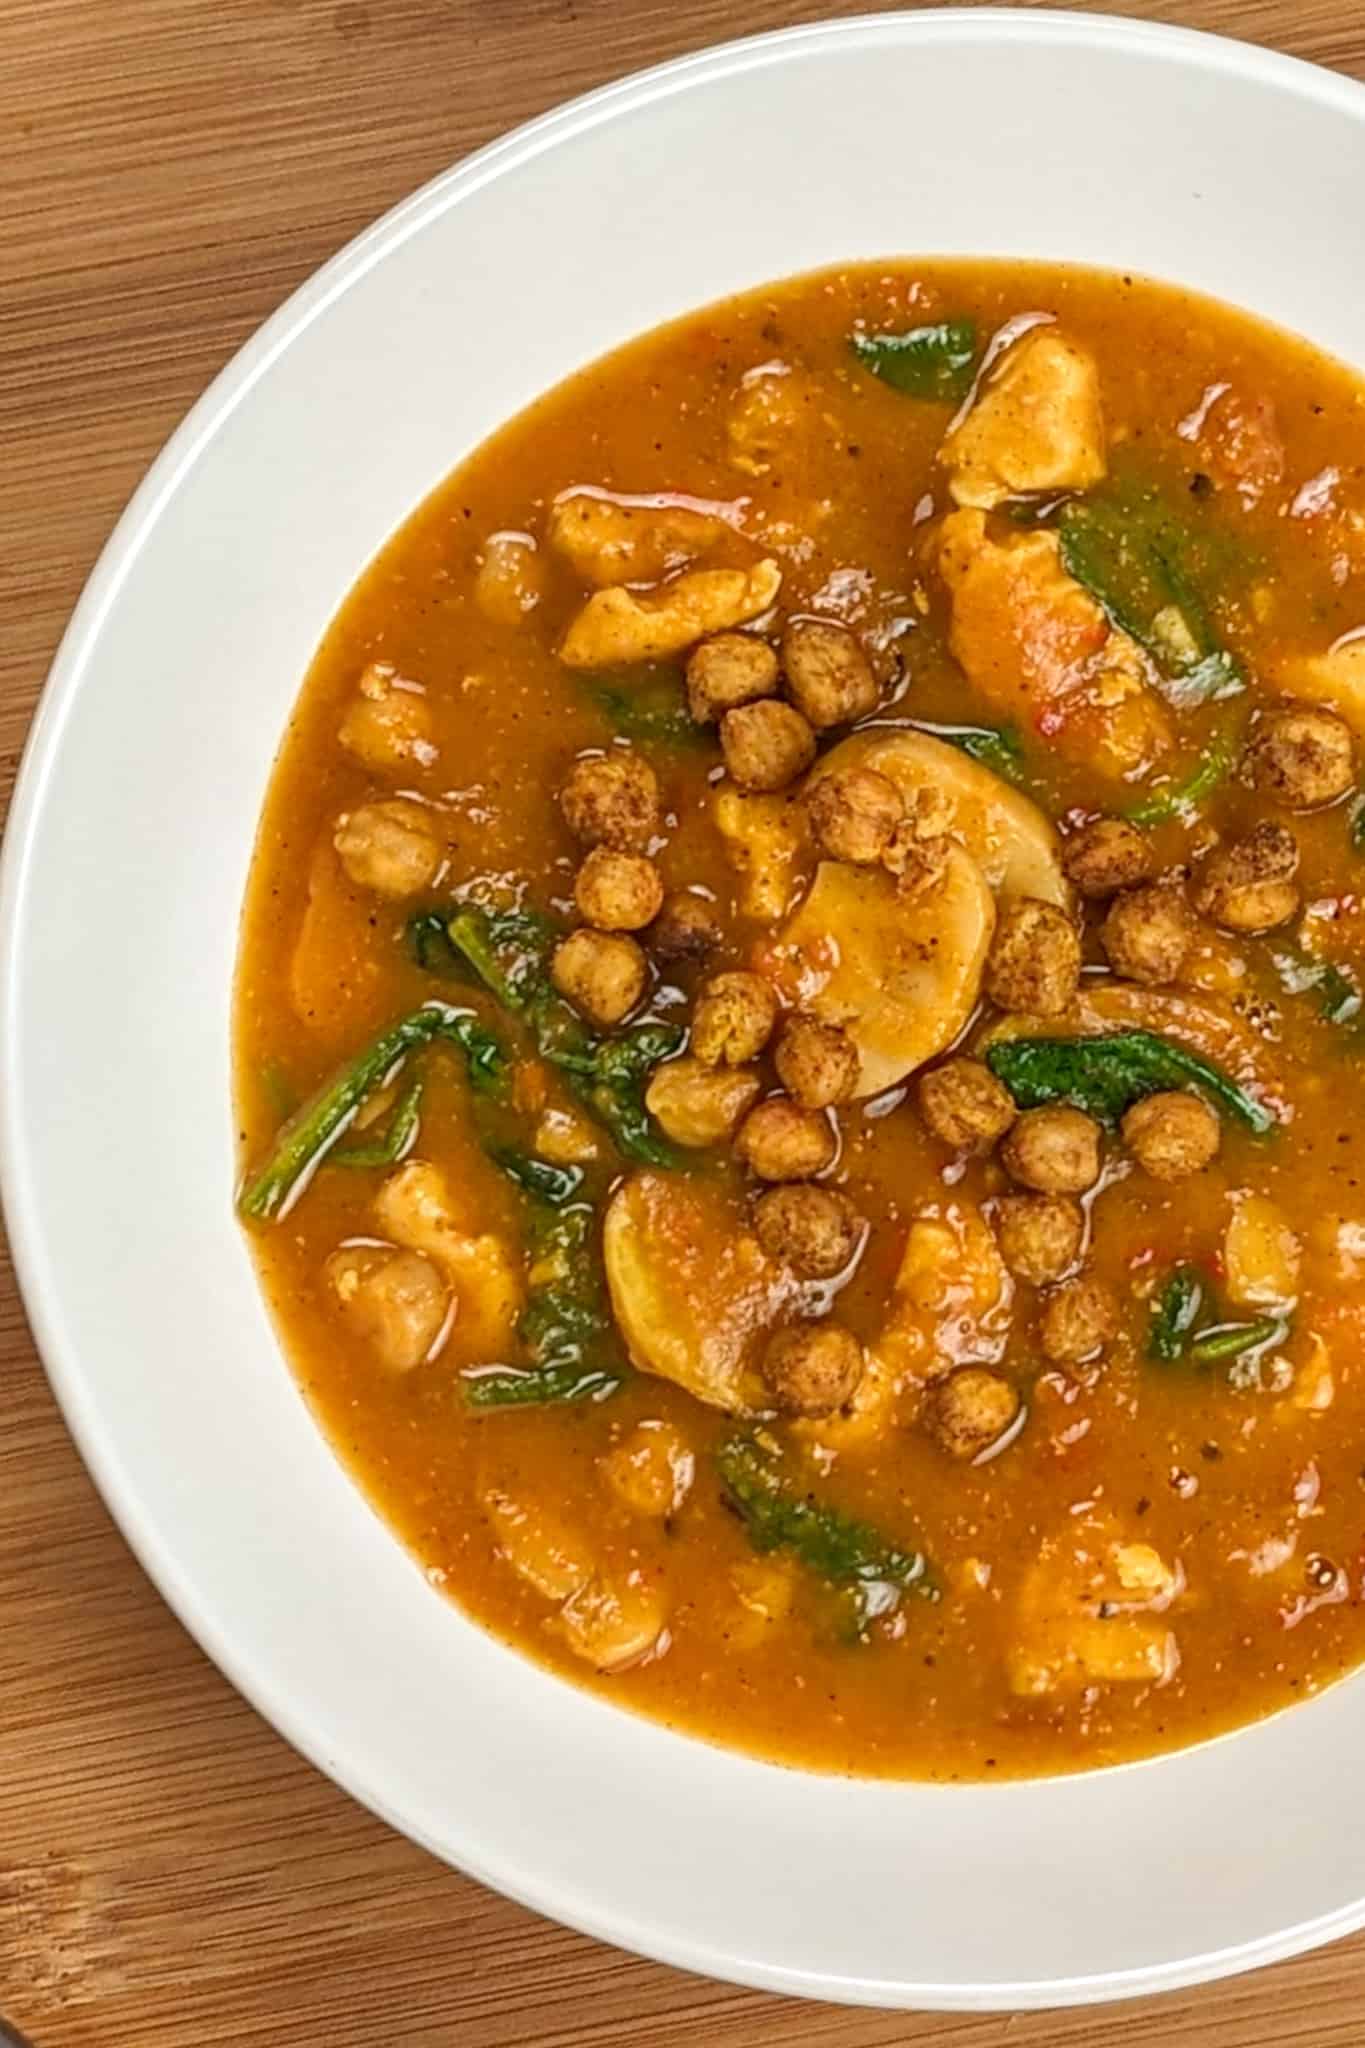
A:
[{"left": 235, "top": 260, "right": 1365, "bottom": 1779}]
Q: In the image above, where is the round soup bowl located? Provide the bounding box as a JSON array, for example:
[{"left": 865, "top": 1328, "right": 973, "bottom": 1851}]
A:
[{"left": 5, "top": 8, "right": 1365, "bottom": 2010}]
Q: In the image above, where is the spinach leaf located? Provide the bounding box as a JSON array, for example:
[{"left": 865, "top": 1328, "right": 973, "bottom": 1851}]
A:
[
  {"left": 1190, "top": 1316, "right": 1288, "bottom": 1366},
  {"left": 849, "top": 320, "right": 977, "bottom": 403},
  {"left": 1059, "top": 476, "right": 1245, "bottom": 704},
  {"left": 717, "top": 1434, "right": 935, "bottom": 1639},
  {"left": 986, "top": 1030, "right": 1275, "bottom": 1135},
  {"left": 239, "top": 1003, "right": 507, "bottom": 1222},
  {"left": 489, "top": 1149, "right": 585, "bottom": 1207},
  {"left": 462, "top": 1361, "right": 622, "bottom": 1408},
  {"left": 1351, "top": 795, "right": 1365, "bottom": 853},
  {"left": 1147, "top": 1266, "right": 1205, "bottom": 1363},
  {"left": 1127, "top": 726, "right": 1238, "bottom": 827},
  {"left": 1270, "top": 946, "right": 1363, "bottom": 1029},
  {"left": 589, "top": 667, "right": 707, "bottom": 750},
  {"left": 908, "top": 719, "right": 1025, "bottom": 783},
  {"left": 331, "top": 1073, "right": 424, "bottom": 1168}
]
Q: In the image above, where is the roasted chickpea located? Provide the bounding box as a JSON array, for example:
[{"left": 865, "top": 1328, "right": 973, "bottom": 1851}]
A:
[
  {"left": 1001, "top": 1105, "right": 1102, "bottom": 1195},
  {"left": 333, "top": 799, "right": 443, "bottom": 897},
  {"left": 806, "top": 767, "right": 903, "bottom": 865},
  {"left": 574, "top": 847, "right": 664, "bottom": 931},
  {"left": 761, "top": 1320, "right": 864, "bottom": 1417},
  {"left": 1063, "top": 816, "right": 1156, "bottom": 898},
  {"left": 881, "top": 819, "right": 952, "bottom": 899},
  {"left": 917, "top": 1058, "right": 1017, "bottom": 1151},
  {"left": 984, "top": 898, "right": 1081, "bottom": 1016},
  {"left": 774, "top": 1013, "right": 860, "bottom": 1108},
  {"left": 691, "top": 970, "right": 779, "bottom": 1067},
  {"left": 1194, "top": 822, "right": 1300, "bottom": 933},
  {"left": 1101, "top": 883, "right": 1194, "bottom": 985},
  {"left": 752, "top": 1184, "right": 862, "bottom": 1278},
  {"left": 685, "top": 632, "right": 780, "bottom": 722},
  {"left": 650, "top": 889, "right": 722, "bottom": 964},
  {"left": 736, "top": 1097, "right": 836, "bottom": 1181},
  {"left": 926, "top": 1367, "right": 1021, "bottom": 1460},
  {"left": 644, "top": 1058, "right": 760, "bottom": 1148},
  {"left": 994, "top": 1192, "right": 1085, "bottom": 1286},
  {"left": 1251, "top": 703, "right": 1355, "bottom": 811},
  {"left": 1039, "top": 1275, "right": 1119, "bottom": 1364},
  {"left": 781, "top": 619, "right": 879, "bottom": 729},
  {"left": 550, "top": 928, "right": 647, "bottom": 1026},
  {"left": 1121, "top": 1090, "right": 1221, "bottom": 1181},
  {"left": 560, "top": 750, "right": 659, "bottom": 849},
  {"left": 720, "top": 699, "right": 817, "bottom": 792}
]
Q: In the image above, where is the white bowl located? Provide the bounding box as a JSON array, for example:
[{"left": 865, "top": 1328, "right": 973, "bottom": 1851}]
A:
[{"left": 6, "top": 8, "right": 1365, "bottom": 2010}]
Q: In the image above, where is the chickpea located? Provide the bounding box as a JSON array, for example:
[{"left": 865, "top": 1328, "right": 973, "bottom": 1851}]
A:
[
  {"left": 558, "top": 1570, "right": 667, "bottom": 1673},
  {"left": 561, "top": 750, "right": 659, "bottom": 849},
  {"left": 1121, "top": 1090, "right": 1221, "bottom": 1181},
  {"left": 691, "top": 970, "right": 779, "bottom": 1067},
  {"left": 1001, "top": 1105, "right": 1102, "bottom": 1195},
  {"left": 326, "top": 1245, "right": 449, "bottom": 1373},
  {"left": 774, "top": 1013, "right": 860, "bottom": 1108},
  {"left": 644, "top": 1058, "right": 760, "bottom": 1148},
  {"left": 881, "top": 819, "right": 952, "bottom": 899},
  {"left": 574, "top": 846, "right": 664, "bottom": 931},
  {"left": 338, "top": 662, "right": 436, "bottom": 770},
  {"left": 984, "top": 898, "right": 1081, "bottom": 1016},
  {"left": 926, "top": 1367, "right": 1021, "bottom": 1460},
  {"left": 650, "top": 889, "right": 722, "bottom": 964},
  {"left": 781, "top": 619, "right": 879, "bottom": 729},
  {"left": 1251, "top": 703, "right": 1355, "bottom": 811},
  {"left": 1063, "top": 816, "right": 1156, "bottom": 898},
  {"left": 475, "top": 530, "right": 545, "bottom": 624},
  {"left": 599, "top": 1419, "right": 694, "bottom": 1518},
  {"left": 686, "top": 632, "right": 779, "bottom": 722},
  {"left": 806, "top": 767, "right": 903, "bottom": 865},
  {"left": 1194, "top": 822, "right": 1300, "bottom": 934},
  {"left": 736, "top": 1097, "right": 836, "bottom": 1181},
  {"left": 753, "top": 1184, "right": 862, "bottom": 1278},
  {"left": 917, "top": 1058, "right": 1016, "bottom": 1151},
  {"left": 994, "top": 1192, "right": 1085, "bottom": 1286},
  {"left": 720, "top": 699, "right": 817, "bottom": 792},
  {"left": 1039, "top": 1275, "right": 1119, "bottom": 1364},
  {"left": 333, "top": 799, "right": 443, "bottom": 897},
  {"left": 1101, "top": 882, "right": 1194, "bottom": 985},
  {"left": 550, "top": 928, "right": 647, "bottom": 1026},
  {"left": 761, "top": 1320, "right": 864, "bottom": 1418}
]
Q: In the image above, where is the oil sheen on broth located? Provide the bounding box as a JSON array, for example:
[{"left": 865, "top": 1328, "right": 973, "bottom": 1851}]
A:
[{"left": 235, "top": 260, "right": 1365, "bottom": 1780}]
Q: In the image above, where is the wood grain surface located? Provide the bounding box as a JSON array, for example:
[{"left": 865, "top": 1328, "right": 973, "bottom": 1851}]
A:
[{"left": 3, "top": 1, "right": 1365, "bottom": 2041}]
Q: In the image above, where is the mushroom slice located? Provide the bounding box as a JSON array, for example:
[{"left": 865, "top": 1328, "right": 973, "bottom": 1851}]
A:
[
  {"left": 762, "top": 848, "right": 995, "bottom": 1100},
  {"left": 602, "top": 1170, "right": 793, "bottom": 1413},
  {"left": 807, "top": 727, "right": 1070, "bottom": 908}
]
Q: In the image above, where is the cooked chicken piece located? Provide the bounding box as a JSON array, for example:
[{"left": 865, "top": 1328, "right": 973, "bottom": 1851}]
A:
[
  {"left": 326, "top": 1245, "right": 450, "bottom": 1372},
  {"left": 560, "top": 559, "right": 781, "bottom": 668},
  {"left": 374, "top": 1160, "right": 523, "bottom": 1356},
  {"left": 338, "top": 662, "right": 437, "bottom": 771},
  {"left": 807, "top": 727, "right": 1070, "bottom": 907},
  {"left": 942, "top": 328, "right": 1106, "bottom": 509},
  {"left": 939, "top": 510, "right": 1173, "bottom": 779},
  {"left": 1008, "top": 1524, "right": 1181, "bottom": 1697},
  {"left": 602, "top": 1170, "right": 797, "bottom": 1412},
  {"left": 549, "top": 491, "right": 731, "bottom": 585},
  {"left": 713, "top": 785, "right": 809, "bottom": 921},
  {"left": 643, "top": 1058, "right": 760, "bottom": 1149},
  {"left": 763, "top": 848, "right": 995, "bottom": 1097}
]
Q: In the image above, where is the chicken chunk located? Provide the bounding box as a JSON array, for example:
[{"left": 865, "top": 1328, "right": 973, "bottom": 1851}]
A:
[
  {"left": 941, "top": 328, "right": 1106, "bottom": 509},
  {"left": 940, "top": 510, "right": 1172, "bottom": 779},
  {"left": 559, "top": 559, "right": 781, "bottom": 669},
  {"left": 338, "top": 663, "right": 437, "bottom": 771},
  {"left": 374, "top": 1160, "right": 523, "bottom": 1356},
  {"left": 549, "top": 491, "right": 730, "bottom": 585},
  {"left": 713, "top": 786, "right": 809, "bottom": 921},
  {"left": 333, "top": 799, "right": 444, "bottom": 898},
  {"left": 326, "top": 1245, "right": 450, "bottom": 1372},
  {"left": 1008, "top": 1524, "right": 1180, "bottom": 1697}
]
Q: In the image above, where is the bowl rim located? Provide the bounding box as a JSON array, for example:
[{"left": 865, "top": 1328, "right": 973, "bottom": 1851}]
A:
[{"left": 7, "top": 6, "right": 1365, "bottom": 2010}]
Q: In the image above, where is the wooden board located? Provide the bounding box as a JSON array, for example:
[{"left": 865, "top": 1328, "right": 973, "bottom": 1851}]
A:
[{"left": 2, "top": 1, "right": 1364, "bottom": 2040}]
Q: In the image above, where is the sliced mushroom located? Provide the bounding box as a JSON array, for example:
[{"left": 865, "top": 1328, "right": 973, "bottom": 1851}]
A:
[
  {"left": 602, "top": 1170, "right": 796, "bottom": 1412},
  {"left": 806, "top": 728, "right": 1069, "bottom": 908},
  {"left": 766, "top": 846, "right": 995, "bottom": 1097}
]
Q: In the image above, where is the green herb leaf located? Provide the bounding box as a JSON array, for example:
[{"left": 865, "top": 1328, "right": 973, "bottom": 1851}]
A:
[
  {"left": 239, "top": 1003, "right": 507, "bottom": 1222},
  {"left": 1270, "top": 946, "right": 1363, "bottom": 1028},
  {"left": 490, "top": 1149, "right": 585, "bottom": 1207},
  {"left": 589, "top": 667, "right": 707, "bottom": 750},
  {"left": 717, "top": 1434, "right": 935, "bottom": 1638},
  {"left": 1147, "top": 1266, "right": 1205, "bottom": 1362},
  {"left": 331, "top": 1073, "right": 425, "bottom": 1168},
  {"left": 462, "top": 1361, "right": 623, "bottom": 1408},
  {"left": 908, "top": 719, "right": 1025, "bottom": 782},
  {"left": 1127, "top": 726, "right": 1238, "bottom": 826},
  {"left": 849, "top": 320, "right": 977, "bottom": 402},
  {"left": 1190, "top": 1316, "right": 1288, "bottom": 1366},
  {"left": 986, "top": 1030, "right": 1274, "bottom": 1135}
]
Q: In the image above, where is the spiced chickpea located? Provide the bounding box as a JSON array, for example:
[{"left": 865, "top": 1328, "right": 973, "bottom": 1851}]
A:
[
  {"left": 644, "top": 1059, "right": 760, "bottom": 1148},
  {"left": 1039, "top": 1275, "right": 1119, "bottom": 1364},
  {"left": 1250, "top": 703, "right": 1354, "bottom": 811},
  {"left": 561, "top": 750, "right": 659, "bottom": 849},
  {"left": 806, "top": 767, "right": 902, "bottom": 865},
  {"left": 1194, "top": 823, "right": 1300, "bottom": 933},
  {"left": 720, "top": 700, "right": 816, "bottom": 792},
  {"left": 574, "top": 847, "right": 664, "bottom": 931},
  {"left": 1102, "top": 883, "right": 1195, "bottom": 985},
  {"left": 753, "top": 1185, "right": 862, "bottom": 1278},
  {"left": 550, "top": 928, "right": 647, "bottom": 1026},
  {"left": 691, "top": 971, "right": 779, "bottom": 1067},
  {"left": 927, "top": 1368, "right": 1021, "bottom": 1460},
  {"left": 650, "top": 890, "right": 721, "bottom": 964},
  {"left": 1121, "top": 1091, "right": 1221, "bottom": 1181},
  {"left": 1063, "top": 816, "right": 1155, "bottom": 898},
  {"left": 761, "top": 1321, "right": 864, "bottom": 1418},
  {"left": 984, "top": 898, "right": 1081, "bottom": 1016},
  {"left": 781, "top": 619, "right": 879, "bottom": 728},
  {"left": 686, "top": 632, "right": 779, "bottom": 722},
  {"left": 917, "top": 1059, "right": 1016, "bottom": 1151},
  {"left": 994, "top": 1192, "right": 1085, "bottom": 1286},
  {"left": 735, "top": 1097, "right": 836, "bottom": 1181},
  {"left": 1001, "top": 1106, "right": 1102, "bottom": 1195},
  {"left": 774, "top": 1013, "right": 860, "bottom": 1108}
]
